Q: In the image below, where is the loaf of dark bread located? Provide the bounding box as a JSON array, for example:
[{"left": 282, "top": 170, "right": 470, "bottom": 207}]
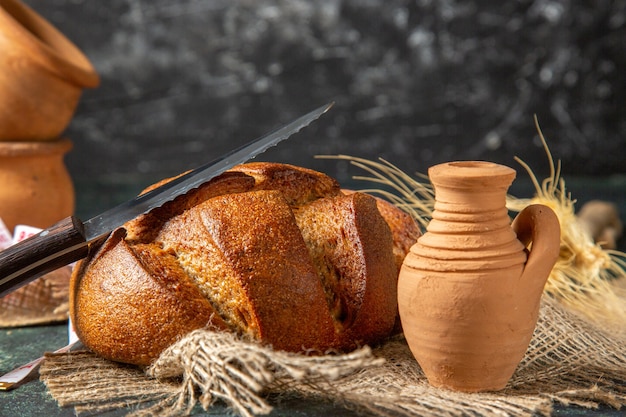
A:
[{"left": 70, "top": 163, "right": 420, "bottom": 366}]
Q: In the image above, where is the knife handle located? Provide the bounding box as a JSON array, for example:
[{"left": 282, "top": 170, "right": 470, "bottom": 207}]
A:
[{"left": 0, "top": 216, "right": 90, "bottom": 298}]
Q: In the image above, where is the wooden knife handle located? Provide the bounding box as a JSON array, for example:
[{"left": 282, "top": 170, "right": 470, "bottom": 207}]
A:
[{"left": 0, "top": 216, "right": 90, "bottom": 298}]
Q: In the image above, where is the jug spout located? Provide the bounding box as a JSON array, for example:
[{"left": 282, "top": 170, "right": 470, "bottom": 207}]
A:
[{"left": 512, "top": 204, "right": 561, "bottom": 302}]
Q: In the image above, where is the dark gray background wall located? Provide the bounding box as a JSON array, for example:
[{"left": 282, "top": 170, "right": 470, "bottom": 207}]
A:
[{"left": 23, "top": 0, "right": 626, "bottom": 215}]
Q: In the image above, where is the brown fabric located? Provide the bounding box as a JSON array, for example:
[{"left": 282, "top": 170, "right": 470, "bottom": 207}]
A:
[
  {"left": 0, "top": 266, "right": 71, "bottom": 327},
  {"left": 41, "top": 332, "right": 382, "bottom": 417},
  {"left": 40, "top": 295, "right": 626, "bottom": 417}
]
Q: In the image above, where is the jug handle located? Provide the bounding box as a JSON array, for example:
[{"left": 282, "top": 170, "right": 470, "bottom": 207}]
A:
[{"left": 511, "top": 204, "right": 561, "bottom": 300}]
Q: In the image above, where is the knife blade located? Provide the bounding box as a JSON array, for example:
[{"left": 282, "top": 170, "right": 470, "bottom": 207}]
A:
[{"left": 0, "top": 102, "right": 333, "bottom": 298}]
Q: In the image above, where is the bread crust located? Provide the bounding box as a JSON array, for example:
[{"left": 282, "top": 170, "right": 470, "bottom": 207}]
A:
[
  {"left": 155, "top": 189, "right": 339, "bottom": 352},
  {"left": 70, "top": 162, "right": 418, "bottom": 365},
  {"left": 71, "top": 229, "right": 227, "bottom": 365}
]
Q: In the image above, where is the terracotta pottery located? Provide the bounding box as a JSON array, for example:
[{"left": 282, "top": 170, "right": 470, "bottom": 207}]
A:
[
  {"left": 0, "top": 0, "right": 99, "bottom": 141},
  {"left": 397, "top": 161, "right": 560, "bottom": 392},
  {"left": 0, "top": 138, "right": 75, "bottom": 231}
]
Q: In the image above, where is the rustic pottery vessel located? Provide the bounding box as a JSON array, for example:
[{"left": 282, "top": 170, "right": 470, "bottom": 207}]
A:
[
  {"left": 0, "top": 0, "right": 99, "bottom": 141},
  {"left": 0, "top": 138, "right": 75, "bottom": 231},
  {"left": 397, "top": 161, "right": 560, "bottom": 392},
  {"left": 0, "top": 138, "right": 75, "bottom": 326}
]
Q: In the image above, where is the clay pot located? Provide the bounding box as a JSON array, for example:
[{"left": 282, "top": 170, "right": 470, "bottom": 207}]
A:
[
  {"left": 0, "top": 0, "right": 99, "bottom": 141},
  {"left": 398, "top": 161, "right": 560, "bottom": 392},
  {"left": 0, "top": 138, "right": 75, "bottom": 231}
]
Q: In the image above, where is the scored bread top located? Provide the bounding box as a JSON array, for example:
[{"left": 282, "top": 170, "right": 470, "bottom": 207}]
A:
[{"left": 70, "top": 162, "right": 418, "bottom": 366}]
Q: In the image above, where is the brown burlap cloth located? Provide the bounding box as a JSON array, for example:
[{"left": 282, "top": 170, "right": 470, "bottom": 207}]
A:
[
  {"left": 39, "top": 294, "right": 626, "bottom": 417},
  {"left": 0, "top": 266, "right": 71, "bottom": 327},
  {"left": 38, "top": 149, "right": 626, "bottom": 416}
]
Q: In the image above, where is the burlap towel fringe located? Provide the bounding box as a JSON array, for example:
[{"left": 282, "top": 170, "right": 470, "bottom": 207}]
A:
[
  {"left": 143, "top": 331, "right": 383, "bottom": 417},
  {"left": 40, "top": 333, "right": 383, "bottom": 417},
  {"left": 40, "top": 297, "right": 626, "bottom": 417}
]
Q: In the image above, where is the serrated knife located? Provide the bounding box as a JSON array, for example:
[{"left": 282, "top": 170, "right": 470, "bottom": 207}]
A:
[{"left": 0, "top": 102, "right": 333, "bottom": 298}]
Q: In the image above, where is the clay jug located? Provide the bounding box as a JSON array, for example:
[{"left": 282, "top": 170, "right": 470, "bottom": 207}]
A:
[
  {"left": 397, "top": 161, "right": 560, "bottom": 392},
  {"left": 0, "top": 138, "right": 74, "bottom": 231},
  {"left": 0, "top": 0, "right": 99, "bottom": 141}
]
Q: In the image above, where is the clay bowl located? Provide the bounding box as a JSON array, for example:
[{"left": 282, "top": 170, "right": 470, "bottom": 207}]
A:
[{"left": 0, "top": 0, "right": 99, "bottom": 141}]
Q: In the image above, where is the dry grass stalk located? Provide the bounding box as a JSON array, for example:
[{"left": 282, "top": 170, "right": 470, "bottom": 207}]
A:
[
  {"left": 316, "top": 155, "right": 435, "bottom": 229},
  {"left": 508, "top": 118, "right": 626, "bottom": 331},
  {"left": 319, "top": 123, "right": 626, "bottom": 332}
]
